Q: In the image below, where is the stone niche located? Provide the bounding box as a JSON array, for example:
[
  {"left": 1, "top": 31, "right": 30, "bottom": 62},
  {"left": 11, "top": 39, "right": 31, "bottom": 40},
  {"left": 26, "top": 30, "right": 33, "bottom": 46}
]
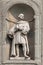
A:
[
  {"left": 6, "top": 3, "right": 35, "bottom": 59},
  {"left": 1, "top": 0, "right": 42, "bottom": 65}
]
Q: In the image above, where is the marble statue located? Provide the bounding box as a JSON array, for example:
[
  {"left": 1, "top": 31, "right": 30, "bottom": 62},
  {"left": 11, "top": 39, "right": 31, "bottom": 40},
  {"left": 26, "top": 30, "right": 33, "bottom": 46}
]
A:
[{"left": 8, "top": 13, "right": 30, "bottom": 59}]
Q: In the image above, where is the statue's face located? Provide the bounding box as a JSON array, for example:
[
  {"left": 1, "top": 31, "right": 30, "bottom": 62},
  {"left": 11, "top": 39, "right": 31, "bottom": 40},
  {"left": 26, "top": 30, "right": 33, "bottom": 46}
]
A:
[{"left": 20, "top": 16, "right": 24, "bottom": 19}]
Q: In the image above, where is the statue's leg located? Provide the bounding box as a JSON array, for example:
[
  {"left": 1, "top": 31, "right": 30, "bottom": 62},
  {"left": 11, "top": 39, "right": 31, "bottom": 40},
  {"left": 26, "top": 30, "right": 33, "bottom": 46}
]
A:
[
  {"left": 11, "top": 42, "right": 16, "bottom": 56},
  {"left": 16, "top": 44, "right": 19, "bottom": 57},
  {"left": 26, "top": 43, "right": 29, "bottom": 55},
  {"left": 23, "top": 44, "right": 26, "bottom": 56},
  {"left": 23, "top": 44, "right": 28, "bottom": 58}
]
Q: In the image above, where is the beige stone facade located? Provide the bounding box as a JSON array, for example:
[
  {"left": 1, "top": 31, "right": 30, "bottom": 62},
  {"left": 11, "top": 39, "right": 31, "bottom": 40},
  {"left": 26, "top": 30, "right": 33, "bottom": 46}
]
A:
[{"left": 0, "top": 0, "right": 43, "bottom": 65}]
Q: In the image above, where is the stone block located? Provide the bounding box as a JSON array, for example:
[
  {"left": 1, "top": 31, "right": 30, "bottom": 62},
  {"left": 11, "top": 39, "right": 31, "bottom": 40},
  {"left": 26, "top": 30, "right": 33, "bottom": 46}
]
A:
[
  {"left": 35, "top": 45, "right": 41, "bottom": 59},
  {"left": 0, "top": 46, "right": 1, "bottom": 64},
  {"left": 2, "top": 44, "right": 10, "bottom": 62},
  {"left": 3, "top": 60, "right": 36, "bottom": 65},
  {"left": 41, "top": 57, "right": 43, "bottom": 65},
  {"left": 0, "top": 32, "right": 2, "bottom": 45}
]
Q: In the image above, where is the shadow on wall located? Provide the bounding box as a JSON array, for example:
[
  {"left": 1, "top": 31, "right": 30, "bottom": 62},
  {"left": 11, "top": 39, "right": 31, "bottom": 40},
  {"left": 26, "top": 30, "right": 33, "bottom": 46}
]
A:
[{"left": 9, "top": 3, "right": 35, "bottom": 21}]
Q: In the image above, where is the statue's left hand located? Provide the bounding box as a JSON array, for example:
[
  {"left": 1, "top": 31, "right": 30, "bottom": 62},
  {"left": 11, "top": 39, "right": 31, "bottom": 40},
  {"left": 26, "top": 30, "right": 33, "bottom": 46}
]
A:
[{"left": 7, "top": 33, "right": 14, "bottom": 38}]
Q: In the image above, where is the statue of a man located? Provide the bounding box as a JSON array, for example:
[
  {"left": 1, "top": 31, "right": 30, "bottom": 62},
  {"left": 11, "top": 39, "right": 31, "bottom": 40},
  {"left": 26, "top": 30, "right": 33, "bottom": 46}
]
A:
[{"left": 8, "top": 13, "right": 30, "bottom": 59}]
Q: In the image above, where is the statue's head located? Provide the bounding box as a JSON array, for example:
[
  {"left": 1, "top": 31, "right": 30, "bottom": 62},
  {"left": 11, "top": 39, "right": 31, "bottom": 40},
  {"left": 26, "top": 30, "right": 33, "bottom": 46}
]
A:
[{"left": 18, "top": 13, "right": 24, "bottom": 19}]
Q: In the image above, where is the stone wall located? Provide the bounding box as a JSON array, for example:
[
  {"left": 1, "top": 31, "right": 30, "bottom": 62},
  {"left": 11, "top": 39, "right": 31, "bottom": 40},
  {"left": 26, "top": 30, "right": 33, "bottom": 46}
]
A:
[
  {"left": 41, "top": 0, "right": 43, "bottom": 65},
  {"left": 0, "top": 0, "right": 43, "bottom": 65}
]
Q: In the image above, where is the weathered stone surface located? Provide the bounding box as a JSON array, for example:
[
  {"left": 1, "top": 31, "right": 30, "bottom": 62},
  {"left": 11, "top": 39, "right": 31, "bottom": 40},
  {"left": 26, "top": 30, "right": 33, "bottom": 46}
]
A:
[
  {"left": 2, "top": 44, "right": 10, "bottom": 62},
  {"left": 41, "top": 1, "right": 43, "bottom": 65},
  {"left": 41, "top": 29, "right": 43, "bottom": 60},
  {"left": 3, "top": 64, "right": 36, "bottom": 65},
  {"left": 4, "top": 64, "right": 36, "bottom": 65},
  {"left": 0, "top": 46, "right": 1, "bottom": 64},
  {"left": 0, "top": 0, "right": 42, "bottom": 65},
  {"left": 3, "top": 60, "right": 36, "bottom": 65}
]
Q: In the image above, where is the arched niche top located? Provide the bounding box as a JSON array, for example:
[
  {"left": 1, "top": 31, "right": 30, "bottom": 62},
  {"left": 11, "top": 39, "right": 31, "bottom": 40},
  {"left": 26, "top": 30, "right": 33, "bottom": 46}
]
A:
[
  {"left": 2, "top": 0, "right": 41, "bottom": 18},
  {"left": 8, "top": 3, "right": 35, "bottom": 21}
]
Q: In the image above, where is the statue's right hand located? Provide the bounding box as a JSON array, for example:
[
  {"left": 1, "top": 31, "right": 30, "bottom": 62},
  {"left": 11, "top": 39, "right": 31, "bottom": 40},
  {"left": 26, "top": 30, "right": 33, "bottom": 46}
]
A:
[{"left": 7, "top": 31, "right": 14, "bottom": 38}]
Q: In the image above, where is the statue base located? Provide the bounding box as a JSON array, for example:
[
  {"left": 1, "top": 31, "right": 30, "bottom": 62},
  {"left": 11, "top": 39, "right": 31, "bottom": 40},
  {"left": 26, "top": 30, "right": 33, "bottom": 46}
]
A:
[
  {"left": 3, "top": 57, "right": 36, "bottom": 65},
  {"left": 10, "top": 57, "right": 30, "bottom": 60}
]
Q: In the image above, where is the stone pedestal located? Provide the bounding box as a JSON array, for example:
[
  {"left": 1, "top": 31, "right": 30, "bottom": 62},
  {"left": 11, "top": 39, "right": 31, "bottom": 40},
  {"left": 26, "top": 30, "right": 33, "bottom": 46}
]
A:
[{"left": 3, "top": 59, "right": 36, "bottom": 65}]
